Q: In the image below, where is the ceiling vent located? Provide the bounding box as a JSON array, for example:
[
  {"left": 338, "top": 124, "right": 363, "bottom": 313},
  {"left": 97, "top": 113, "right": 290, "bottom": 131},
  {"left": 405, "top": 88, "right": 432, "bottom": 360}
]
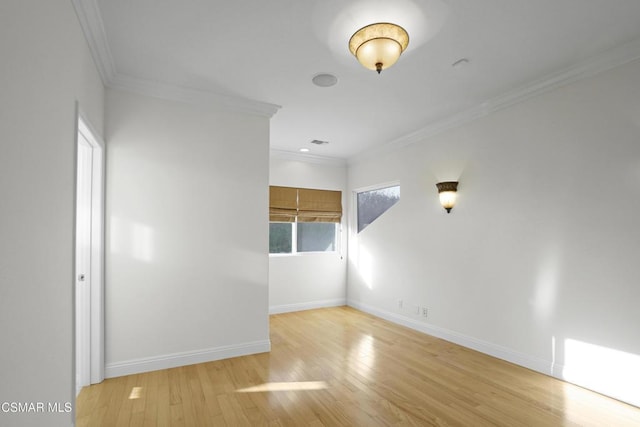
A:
[{"left": 310, "top": 139, "right": 329, "bottom": 145}]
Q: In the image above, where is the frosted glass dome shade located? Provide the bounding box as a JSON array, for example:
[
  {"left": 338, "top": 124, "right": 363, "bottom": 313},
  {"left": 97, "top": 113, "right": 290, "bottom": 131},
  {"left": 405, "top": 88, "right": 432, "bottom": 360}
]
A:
[{"left": 438, "top": 191, "right": 457, "bottom": 211}]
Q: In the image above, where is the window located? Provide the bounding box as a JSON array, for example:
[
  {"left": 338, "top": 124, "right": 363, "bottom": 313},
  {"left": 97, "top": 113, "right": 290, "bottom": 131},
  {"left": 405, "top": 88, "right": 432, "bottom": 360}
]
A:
[
  {"left": 357, "top": 184, "right": 400, "bottom": 232},
  {"left": 269, "top": 222, "right": 338, "bottom": 254},
  {"left": 297, "top": 222, "right": 336, "bottom": 252},
  {"left": 268, "top": 186, "right": 342, "bottom": 254},
  {"left": 269, "top": 223, "right": 292, "bottom": 253}
]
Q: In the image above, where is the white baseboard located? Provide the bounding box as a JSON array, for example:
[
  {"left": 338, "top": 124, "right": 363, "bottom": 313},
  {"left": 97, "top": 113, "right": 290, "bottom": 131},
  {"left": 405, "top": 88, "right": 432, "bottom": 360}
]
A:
[
  {"left": 347, "top": 300, "right": 554, "bottom": 376},
  {"left": 105, "top": 339, "right": 271, "bottom": 378},
  {"left": 269, "top": 298, "right": 346, "bottom": 314}
]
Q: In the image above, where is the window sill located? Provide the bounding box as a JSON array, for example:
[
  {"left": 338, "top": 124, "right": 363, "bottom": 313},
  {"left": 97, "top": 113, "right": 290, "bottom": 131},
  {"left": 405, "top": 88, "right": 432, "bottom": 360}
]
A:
[{"left": 269, "top": 251, "right": 339, "bottom": 257}]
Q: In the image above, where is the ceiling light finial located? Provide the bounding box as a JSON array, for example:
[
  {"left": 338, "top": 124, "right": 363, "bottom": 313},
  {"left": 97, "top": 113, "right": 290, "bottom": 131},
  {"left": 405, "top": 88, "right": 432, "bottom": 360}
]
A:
[{"left": 349, "top": 23, "right": 409, "bottom": 74}]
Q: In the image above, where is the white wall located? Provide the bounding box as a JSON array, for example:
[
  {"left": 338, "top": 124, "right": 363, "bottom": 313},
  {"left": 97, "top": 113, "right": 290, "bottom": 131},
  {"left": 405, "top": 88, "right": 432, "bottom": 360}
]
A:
[
  {"left": 269, "top": 154, "right": 347, "bottom": 313},
  {"left": 0, "top": 1, "right": 105, "bottom": 426},
  {"left": 105, "top": 89, "right": 270, "bottom": 376},
  {"left": 347, "top": 59, "right": 640, "bottom": 406}
]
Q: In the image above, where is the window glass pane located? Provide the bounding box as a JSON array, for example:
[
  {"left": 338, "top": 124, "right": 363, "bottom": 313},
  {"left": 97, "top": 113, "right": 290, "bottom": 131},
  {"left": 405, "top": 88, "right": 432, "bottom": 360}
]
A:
[
  {"left": 269, "top": 223, "right": 292, "bottom": 253},
  {"left": 297, "top": 223, "right": 336, "bottom": 252},
  {"left": 357, "top": 185, "right": 400, "bottom": 233}
]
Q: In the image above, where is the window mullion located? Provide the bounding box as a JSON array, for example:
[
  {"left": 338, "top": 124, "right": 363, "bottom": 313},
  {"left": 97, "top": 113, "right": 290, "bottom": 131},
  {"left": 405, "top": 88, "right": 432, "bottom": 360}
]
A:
[{"left": 292, "top": 220, "right": 298, "bottom": 254}]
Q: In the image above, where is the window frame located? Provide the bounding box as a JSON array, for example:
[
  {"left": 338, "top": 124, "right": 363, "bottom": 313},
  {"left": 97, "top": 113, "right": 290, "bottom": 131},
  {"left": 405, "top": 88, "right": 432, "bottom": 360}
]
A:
[{"left": 269, "top": 220, "right": 340, "bottom": 256}]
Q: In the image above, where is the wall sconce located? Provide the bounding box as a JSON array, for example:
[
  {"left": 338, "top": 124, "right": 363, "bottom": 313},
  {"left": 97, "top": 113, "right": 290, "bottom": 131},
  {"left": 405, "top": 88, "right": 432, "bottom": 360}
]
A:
[{"left": 436, "top": 181, "right": 458, "bottom": 213}]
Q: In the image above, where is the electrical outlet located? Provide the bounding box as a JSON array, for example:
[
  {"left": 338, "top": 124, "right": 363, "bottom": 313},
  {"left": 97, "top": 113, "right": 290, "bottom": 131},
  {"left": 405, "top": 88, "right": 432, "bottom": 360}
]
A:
[
  {"left": 397, "top": 299, "right": 403, "bottom": 309},
  {"left": 422, "top": 307, "right": 428, "bottom": 318}
]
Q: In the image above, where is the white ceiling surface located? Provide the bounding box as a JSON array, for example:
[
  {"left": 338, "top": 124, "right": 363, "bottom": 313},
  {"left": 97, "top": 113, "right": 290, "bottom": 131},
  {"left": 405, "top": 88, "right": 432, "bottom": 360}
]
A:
[{"left": 94, "top": 0, "right": 640, "bottom": 160}]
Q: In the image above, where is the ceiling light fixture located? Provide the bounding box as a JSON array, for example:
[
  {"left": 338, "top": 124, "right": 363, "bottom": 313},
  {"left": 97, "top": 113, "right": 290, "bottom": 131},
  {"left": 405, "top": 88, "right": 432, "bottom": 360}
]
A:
[{"left": 349, "top": 22, "right": 409, "bottom": 74}]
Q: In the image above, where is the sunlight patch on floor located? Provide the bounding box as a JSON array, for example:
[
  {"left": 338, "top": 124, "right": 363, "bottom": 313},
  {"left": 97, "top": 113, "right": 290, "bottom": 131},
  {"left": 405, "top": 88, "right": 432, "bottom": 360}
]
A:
[{"left": 128, "top": 387, "right": 143, "bottom": 400}]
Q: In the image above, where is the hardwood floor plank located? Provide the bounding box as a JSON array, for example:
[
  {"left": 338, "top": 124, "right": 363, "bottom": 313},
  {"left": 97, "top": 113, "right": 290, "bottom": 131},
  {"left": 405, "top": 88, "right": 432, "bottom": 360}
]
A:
[
  {"left": 77, "top": 306, "right": 640, "bottom": 426},
  {"left": 141, "top": 369, "right": 160, "bottom": 426},
  {"left": 154, "top": 369, "right": 171, "bottom": 427}
]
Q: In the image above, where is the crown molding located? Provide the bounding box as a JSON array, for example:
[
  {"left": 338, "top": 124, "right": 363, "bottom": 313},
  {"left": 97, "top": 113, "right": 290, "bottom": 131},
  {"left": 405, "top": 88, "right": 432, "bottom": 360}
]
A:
[
  {"left": 270, "top": 149, "right": 347, "bottom": 167},
  {"left": 72, "top": 0, "right": 280, "bottom": 118},
  {"left": 71, "top": 0, "right": 116, "bottom": 84},
  {"left": 349, "top": 37, "right": 640, "bottom": 165},
  {"left": 110, "top": 73, "right": 281, "bottom": 118}
]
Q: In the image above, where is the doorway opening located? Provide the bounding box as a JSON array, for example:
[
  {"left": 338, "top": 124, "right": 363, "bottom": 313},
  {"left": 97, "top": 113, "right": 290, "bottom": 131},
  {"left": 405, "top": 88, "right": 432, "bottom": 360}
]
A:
[{"left": 75, "top": 112, "right": 105, "bottom": 394}]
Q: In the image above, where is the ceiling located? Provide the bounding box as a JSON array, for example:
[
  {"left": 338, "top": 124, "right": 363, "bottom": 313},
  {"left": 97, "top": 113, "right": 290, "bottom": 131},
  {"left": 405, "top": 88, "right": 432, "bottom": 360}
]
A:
[{"left": 83, "top": 0, "right": 640, "bottom": 160}]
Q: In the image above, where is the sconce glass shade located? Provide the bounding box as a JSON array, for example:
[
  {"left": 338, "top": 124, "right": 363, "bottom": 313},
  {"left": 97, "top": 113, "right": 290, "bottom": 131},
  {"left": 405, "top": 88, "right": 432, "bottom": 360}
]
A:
[
  {"left": 349, "top": 23, "right": 409, "bottom": 74},
  {"left": 436, "top": 181, "right": 458, "bottom": 213}
]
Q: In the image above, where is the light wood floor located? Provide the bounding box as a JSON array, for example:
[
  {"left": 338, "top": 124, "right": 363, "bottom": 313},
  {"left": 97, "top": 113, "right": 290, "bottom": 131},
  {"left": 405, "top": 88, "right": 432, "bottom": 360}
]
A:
[{"left": 77, "top": 306, "right": 640, "bottom": 426}]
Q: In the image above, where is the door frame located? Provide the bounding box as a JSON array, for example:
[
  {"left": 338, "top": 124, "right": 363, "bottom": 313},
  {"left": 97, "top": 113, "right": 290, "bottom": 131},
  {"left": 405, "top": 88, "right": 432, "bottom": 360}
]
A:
[{"left": 75, "top": 107, "right": 105, "bottom": 391}]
